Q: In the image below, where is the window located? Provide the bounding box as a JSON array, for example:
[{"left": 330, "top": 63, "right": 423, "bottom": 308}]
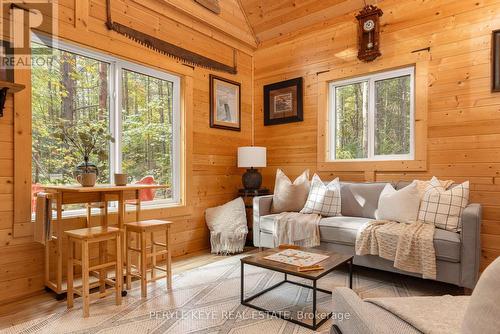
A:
[
  {"left": 329, "top": 67, "right": 414, "bottom": 161},
  {"left": 31, "top": 37, "right": 181, "bottom": 213}
]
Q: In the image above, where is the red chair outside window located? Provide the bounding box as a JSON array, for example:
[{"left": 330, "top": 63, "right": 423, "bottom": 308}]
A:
[{"left": 134, "top": 176, "right": 156, "bottom": 201}]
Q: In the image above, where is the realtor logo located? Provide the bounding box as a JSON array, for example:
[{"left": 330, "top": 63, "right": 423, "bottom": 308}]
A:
[{"left": 1, "top": 0, "right": 57, "bottom": 69}]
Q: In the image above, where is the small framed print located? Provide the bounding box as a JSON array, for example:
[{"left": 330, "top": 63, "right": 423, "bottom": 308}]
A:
[
  {"left": 210, "top": 75, "right": 241, "bottom": 131},
  {"left": 493, "top": 30, "right": 500, "bottom": 92},
  {"left": 264, "top": 77, "right": 303, "bottom": 126}
]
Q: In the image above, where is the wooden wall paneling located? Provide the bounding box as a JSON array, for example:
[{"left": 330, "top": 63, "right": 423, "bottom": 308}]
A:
[
  {"left": 155, "top": 0, "right": 257, "bottom": 48},
  {"left": 254, "top": 0, "right": 500, "bottom": 268}
]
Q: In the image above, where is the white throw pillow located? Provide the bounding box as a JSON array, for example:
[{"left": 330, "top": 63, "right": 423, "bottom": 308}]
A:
[
  {"left": 375, "top": 182, "right": 420, "bottom": 223},
  {"left": 418, "top": 179, "right": 469, "bottom": 232},
  {"left": 300, "top": 175, "right": 341, "bottom": 217},
  {"left": 271, "top": 169, "right": 310, "bottom": 213}
]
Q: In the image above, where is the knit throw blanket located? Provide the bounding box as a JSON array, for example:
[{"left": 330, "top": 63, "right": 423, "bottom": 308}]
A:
[
  {"left": 210, "top": 227, "right": 247, "bottom": 255},
  {"left": 355, "top": 220, "right": 436, "bottom": 279},
  {"left": 273, "top": 212, "right": 321, "bottom": 247}
]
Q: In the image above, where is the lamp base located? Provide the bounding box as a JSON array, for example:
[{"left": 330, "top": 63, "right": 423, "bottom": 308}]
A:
[{"left": 242, "top": 168, "right": 262, "bottom": 190}]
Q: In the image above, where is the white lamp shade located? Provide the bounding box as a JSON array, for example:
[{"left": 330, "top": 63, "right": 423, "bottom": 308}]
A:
[{"left": 238, "top": 146, "right": 266, "bottom": 168}]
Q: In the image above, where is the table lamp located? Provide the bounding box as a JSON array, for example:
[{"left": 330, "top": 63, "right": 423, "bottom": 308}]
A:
[{"left": 238, "top": 146, "right": 266, "bottom": 190}]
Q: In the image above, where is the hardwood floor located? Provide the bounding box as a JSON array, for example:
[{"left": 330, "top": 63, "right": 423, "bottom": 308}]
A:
[{"left": 0, "top": 249, "right": 253, "bottom": 330}]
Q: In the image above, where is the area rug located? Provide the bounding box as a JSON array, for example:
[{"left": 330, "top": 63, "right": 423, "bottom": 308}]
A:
[{"left": 1, "top": 254, "right": 461, "bottom": 334}]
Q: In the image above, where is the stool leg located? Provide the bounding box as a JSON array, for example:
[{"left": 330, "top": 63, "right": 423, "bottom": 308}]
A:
[
  {"left": 151, "top": 232, "right": 156, "bottom": 281},
  {"left": 166, "top": 227, "right": 172, "bottom": 290},
  {"left": 140, "top": 231, "right": 147, "bottom": 298},
  {"left": 115, "top": 234, "right": 123, "bottom": 305},
  {"left": 99, "top": 240, "right": 106, "bottom": 294},
  {"left": 126, "top": 230, "right": 131, "bottom": 290},
  {"left": 82, "top": 240, "right": 90, "bottom": 318},
  {"left": 67, "top": 239, "right": 74, "bottom": 309},
  {"left": 86, "top": 204, "right": 91, "bottom": 228}
]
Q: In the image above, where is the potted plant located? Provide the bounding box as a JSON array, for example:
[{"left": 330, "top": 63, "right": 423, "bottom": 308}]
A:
[{"left": 55, "top": 119, "right": 114, "bottom": 186}]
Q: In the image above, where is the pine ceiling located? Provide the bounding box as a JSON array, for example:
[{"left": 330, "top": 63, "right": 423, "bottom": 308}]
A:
[{"left": 239, "top": 0, "right": 367, "bottom": 43}]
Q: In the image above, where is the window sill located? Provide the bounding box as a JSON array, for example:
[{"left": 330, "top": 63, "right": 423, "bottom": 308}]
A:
[{"left": 317, "top": 159, "right": 426, "bottom": 172}]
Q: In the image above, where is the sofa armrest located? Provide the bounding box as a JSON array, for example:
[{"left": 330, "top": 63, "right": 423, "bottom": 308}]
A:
[
  {"left": 252, "top": 195, "right": 273, "bottom": 247},
  {"left": 460, "top": 203, "right": 482, "bottom": 289}
]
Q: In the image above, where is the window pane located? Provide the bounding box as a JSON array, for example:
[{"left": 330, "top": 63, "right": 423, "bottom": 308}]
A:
[
  {"left": 375, "top": 75, "right": 411, "bottom": 156},
  {"left": 32, "top": 44, "right": 110, "bottom": 209},
  {"left": 121, "top": 69, "right": 174, "bottom": 201},
  {"left": 334, "top": 82, "right": 368, "bottom": 159}
]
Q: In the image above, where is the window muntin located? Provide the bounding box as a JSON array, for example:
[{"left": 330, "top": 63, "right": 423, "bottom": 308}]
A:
[
  {"left": 31, "top": 37, "right": 181, "bottom": 214},
  {"left": 329, "top": 67, "right": 414, "bottom": 161}
]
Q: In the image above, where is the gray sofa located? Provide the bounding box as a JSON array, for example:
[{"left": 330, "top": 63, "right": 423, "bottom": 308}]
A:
[{"left": 253, "top": 181, "right": 481, "bottom": 288}]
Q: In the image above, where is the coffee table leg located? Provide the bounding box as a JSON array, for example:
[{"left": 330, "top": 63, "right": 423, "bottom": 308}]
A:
[
  {"left": 312, "top": 279, "right": 317, "bottom": 328},
  {"left": 240, "top": 262, "right": 244, "bottom": 303},
  {"left": 284, "top": 273, "right": 287, "bottom": 281},
  {"left": 349, "top": 260, "right": 353, "bottom": 289}
]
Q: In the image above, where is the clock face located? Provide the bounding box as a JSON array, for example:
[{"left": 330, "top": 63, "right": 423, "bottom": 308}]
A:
[{"left": 363, "top": 19, "right": 375, "bottom": 32}]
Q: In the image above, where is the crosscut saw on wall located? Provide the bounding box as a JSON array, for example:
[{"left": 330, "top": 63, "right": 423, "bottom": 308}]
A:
[{"left": 105, "top": 0, "right": 237, "bottom": 74}]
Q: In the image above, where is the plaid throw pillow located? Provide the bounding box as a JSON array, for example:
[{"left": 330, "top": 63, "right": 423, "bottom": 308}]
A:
[
  {"left": 300, "top": 175, "right": 341, "bottom": 217},
  {"left": 418, "top": 179, "right": 469, "bottom": 232}
]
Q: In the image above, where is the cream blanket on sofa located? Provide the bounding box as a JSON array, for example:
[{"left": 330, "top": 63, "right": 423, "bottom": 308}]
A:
[
  {"left": 273, "top": 212, "right": 321, "bottom": 247},
  {"left": 355, "top": 220, "right": 436, "bottom": 279}
]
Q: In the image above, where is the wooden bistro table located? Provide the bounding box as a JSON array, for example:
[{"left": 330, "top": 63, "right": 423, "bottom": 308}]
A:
[{"left": 42, "top": 184, "right": 169, "bottom": 298}]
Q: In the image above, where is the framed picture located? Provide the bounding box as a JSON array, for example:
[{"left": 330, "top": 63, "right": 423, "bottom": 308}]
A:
[
  {"left": 209, "top": 74, "right": 241, "bottom": 131},
  {"left": 493, "top": 30, "right": 500, "bottom": 92},
  {"left": 264, "top": 77, "right": 303, "bottom": 126}
]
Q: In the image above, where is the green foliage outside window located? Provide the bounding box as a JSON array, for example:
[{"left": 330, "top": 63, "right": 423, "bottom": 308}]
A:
[
  {"left": 32, "top": 43, "right": 175, "bottom": 201},
  {"left": 121, "top": 70, "right": 174, "bottom": 198},
  {"left": 32, "top": 45, "right": 111, "bottom": 185},
  {"left": 333, "top": 74, "right": 411, "bottom": 160},
  {"left": 335, "top": 82, "right": 368, "bottom": 159},
  {"left": 375, "top": 76, "right": 411, "bottom": 156}
]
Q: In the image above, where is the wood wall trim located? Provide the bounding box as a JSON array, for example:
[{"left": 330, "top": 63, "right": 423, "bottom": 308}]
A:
[
  {"left": 13, "top": 68, "right": 31, "bottom": 236},
  {"left": 316, "top": 59, "right": 428, "bottom": 173}
]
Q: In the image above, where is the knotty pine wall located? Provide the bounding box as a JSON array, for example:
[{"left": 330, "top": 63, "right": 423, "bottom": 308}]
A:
[
  {"left": 0, "top": 0, "right": 253, "bottom": 304},
  {"left": 254, "top": 0, "right": 500, "bottom": 270}
]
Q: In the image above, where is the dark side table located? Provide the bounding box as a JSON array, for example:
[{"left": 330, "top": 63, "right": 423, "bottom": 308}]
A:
[{"left": 238, "top": 188, "right": 270, "bottom": 246}]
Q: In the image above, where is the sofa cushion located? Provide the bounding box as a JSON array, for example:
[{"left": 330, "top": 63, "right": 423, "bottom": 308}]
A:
[
  {"left": 340, "top": 182, "right": 387, "bottom": 219},
  {"left": 319, "top": 216, "right": 372, "bottom": 245}
]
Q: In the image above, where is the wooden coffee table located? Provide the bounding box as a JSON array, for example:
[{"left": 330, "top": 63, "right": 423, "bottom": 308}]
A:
[{"left": 240, "top": 247, "right": 353, "bottom": 330}]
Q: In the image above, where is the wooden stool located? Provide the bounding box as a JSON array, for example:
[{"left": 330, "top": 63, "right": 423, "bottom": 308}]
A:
[
  {"left": 125, "top": 220, "right": 172, "bottom": 297},
  {"left": 65, "top": 226, "right": 123, "bottom": 318}
]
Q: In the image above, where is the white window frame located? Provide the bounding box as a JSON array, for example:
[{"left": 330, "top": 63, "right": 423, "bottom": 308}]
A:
[
  {"left": 329, "top": 66, "right": 415, "bottom": 162},
  {"left": 32, "top": 35, "right": 182, "bottom": 209}
]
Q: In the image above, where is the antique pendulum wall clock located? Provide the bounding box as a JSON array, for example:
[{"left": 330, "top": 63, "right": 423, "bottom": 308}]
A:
[{"left": 356, "top": 5, "right": 383, "bottom": 62}]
